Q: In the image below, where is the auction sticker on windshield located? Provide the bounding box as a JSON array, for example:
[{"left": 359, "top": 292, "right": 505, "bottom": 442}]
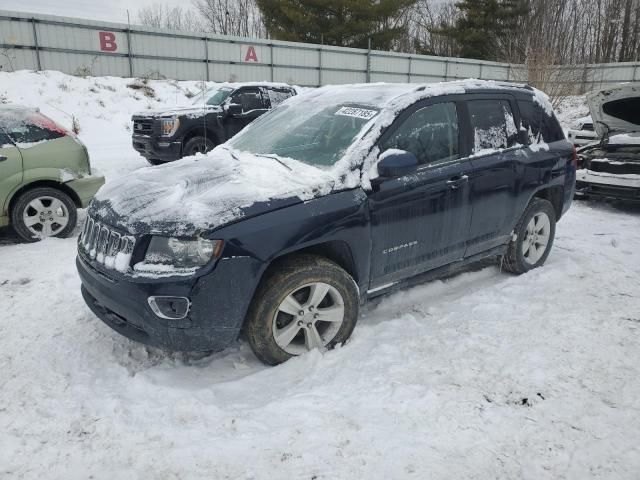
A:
[{"left": 335, "top": 106, "right": 378, "bottom": 120}]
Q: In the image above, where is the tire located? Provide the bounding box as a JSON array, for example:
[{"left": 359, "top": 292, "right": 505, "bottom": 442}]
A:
[
  {"left": 245, "top": 254, "right": 359, "bottom": 365},
  {"left": 147, "top": 158, "right": 165, "bottom": 166},
  {"left": 11, "top": 187, "right": 77, "bottom": 242},
  {"left": 183, "top": 136, "right": 215, "bottom": 157},
  {"left": 502, "top": 198, "right": 556, "bottom": 274}
]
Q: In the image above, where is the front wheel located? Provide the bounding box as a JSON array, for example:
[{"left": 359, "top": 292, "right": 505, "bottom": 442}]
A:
[
  {"left": 183, "top": 136, "right": 215, "bottom": 157},
  {"left": 11, "top": 187, "right": 77, "bottom": 242},
  {"left": 245, "top": 255, "right": 359, "bottom": 365},
  {"left": 502, "top": 198, "right": 556, "bottom": 274}
]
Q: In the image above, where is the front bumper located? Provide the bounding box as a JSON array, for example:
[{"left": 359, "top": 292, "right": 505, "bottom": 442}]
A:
[
  {"left": 576, "top": 169, "right": 640, "bottom": 202},
  {"left": 66, "top": 173, "right": 105, "bottom": 207},
  {"left": 132, "top": 135, "right": 182, "bottom": 162},
  {"left": 77, "top": 253, "right": 263, "bottom": 351}
]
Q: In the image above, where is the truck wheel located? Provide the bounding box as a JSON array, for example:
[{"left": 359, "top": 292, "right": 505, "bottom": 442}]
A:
[
  {"left": 183, "top": 136, "right": 215, "bottom": 157},
  {"left": 502, "top": 198, "right": 556, "bottom": 274},
  {"left": 11, "top": 187, "right": 77, "bottom": 242},
  {"left": 245, "top": 255, "right": 359, "bottom": 365},
  {"left": 147, "top": 158, "right": 165, "bottom": 166}
]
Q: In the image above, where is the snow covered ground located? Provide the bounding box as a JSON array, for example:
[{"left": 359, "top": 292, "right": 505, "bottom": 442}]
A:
[{"left": 1, "top": 72, "right": 640, "bottom": 479}]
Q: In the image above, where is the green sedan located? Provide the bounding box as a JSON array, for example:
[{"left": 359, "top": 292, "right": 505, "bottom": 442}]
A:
[{"left": 0, "top": 106, "right": 104, "bottom": 241}]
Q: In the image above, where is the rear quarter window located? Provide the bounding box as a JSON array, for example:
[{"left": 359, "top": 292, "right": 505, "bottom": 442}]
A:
[
  {"left": 3, "top": 112, "right": 67, "bottom": 145},
  {"left": 0, "top": 128, "right": 12, "bottom": 146},
  {"left": 517, "top": 100, "right": 564, "bottom": 143}
]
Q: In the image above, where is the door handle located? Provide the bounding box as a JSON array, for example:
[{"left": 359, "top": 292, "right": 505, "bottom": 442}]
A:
[
  {"left": 0, "top": 155, "right": 7, "bottom": 162},
  {"left": 446, "top": 174, "right": 469, "bottom": 189}
]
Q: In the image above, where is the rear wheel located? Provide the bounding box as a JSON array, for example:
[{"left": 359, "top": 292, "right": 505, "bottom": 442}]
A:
[
  {"left": 11, "top": 187, "right": 77, "bottom": 242},
  {"left": 245, "top": 255, "right": 359, "bottom": 365},
  {"left": 183, "top": 136, "right": 215, "bottom": 157},
  {"left": 503, "top": 198, "right": 556, "bottom": 274}
]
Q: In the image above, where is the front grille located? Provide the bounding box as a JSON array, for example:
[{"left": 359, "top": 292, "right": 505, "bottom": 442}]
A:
[
  {"left": 589, "top": 159, "right": 640, "bottom": 175},
  {"left": 133, "top": 118, "right": 155, "bottom": 135},
  {"left": 80, "top": 217, "right": 135, "bottom": 272},
  {"left": 582, "top": 123, "right": 594, "bottom": 131}
]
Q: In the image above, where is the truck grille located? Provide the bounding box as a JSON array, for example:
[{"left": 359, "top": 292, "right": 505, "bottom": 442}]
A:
[
  {"left": 133, "top": 118, "right": 155, "bottom": 135},
  {"left": 79, "top": 217, "right": 135, "bottom": 272},
  {"left": 582, "top": 123, "right": 594, "bottom": 131}
]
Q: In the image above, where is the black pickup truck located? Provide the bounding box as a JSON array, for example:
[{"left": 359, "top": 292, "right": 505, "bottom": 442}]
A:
[{"left": 132, "top": 83, "right": 296, "bottom": 165}]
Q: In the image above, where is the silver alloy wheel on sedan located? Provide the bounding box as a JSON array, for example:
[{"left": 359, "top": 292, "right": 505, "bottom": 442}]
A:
[
  {"left": 272, "top": 282, "right": 345, "bottom": 355},
  {"left": 22, "top": 196, "right": 70, "bottom": 238},
  {"left": 521, "top": 212, "right": 551, "bottom": 265}
]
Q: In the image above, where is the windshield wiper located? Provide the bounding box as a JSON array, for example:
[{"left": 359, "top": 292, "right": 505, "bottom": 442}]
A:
[{"left": 254, "top": 153, "right": 292, "bottom": 171}]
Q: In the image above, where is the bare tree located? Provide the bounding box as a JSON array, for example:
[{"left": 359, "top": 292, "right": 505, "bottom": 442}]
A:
[
  {"left": 137, "top": 3, "right": 203, "bottom": 32},
  {"left": 192, "top": 0, "right": 265, "bottom": 38},
  {"left": 410, "top": 1, "right": 460, "bottom": 56}
]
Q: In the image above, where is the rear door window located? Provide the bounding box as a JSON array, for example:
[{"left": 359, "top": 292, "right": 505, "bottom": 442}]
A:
[
  {"left": 517, "top": 100, "right": 564, "bottom": 143},
  {"left": 380, "top": 102, "right": 459, "bottom": 165},
  {"left": 467, "top": 99, "right": 518, "bottom": 152},
  {"left": 231, "top": 88, "right": 266, "bottom": 113},
  {"left": 263, "top": 87, "right": 295, "bottom": 108}
]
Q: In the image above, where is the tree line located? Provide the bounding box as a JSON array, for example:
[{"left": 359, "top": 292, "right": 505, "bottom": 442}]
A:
[{"left": 137, "top": 0, "right": 640, "bottom": 65}]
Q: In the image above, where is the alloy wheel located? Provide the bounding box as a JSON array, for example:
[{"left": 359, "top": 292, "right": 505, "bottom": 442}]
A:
[
  {"left": 22, "top": 196, "right": 70, "bottom": 238},
  {"left": 521, "top": 212, "right": 551, "bottom": 265},
  {"left": 272, "top": 282, "right": 345, "bottom": 355}
]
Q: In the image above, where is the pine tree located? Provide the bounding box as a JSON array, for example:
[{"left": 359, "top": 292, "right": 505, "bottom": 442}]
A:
[
  {"left": 437, "top": 0, "right": 528, "bottom": 61},
  {"left": 255, "top": 0, "right": 416, "bottom": 50}
]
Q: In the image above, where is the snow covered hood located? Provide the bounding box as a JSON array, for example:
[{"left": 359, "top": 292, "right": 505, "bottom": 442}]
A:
[
  {"left": 90, "top": 147, "right": 335, "bottom": 236},
  {"left": 587, "top": 83, "right": 640, "bottom": 138}
]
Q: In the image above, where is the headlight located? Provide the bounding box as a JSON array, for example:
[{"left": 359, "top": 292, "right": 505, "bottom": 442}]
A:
[
  {"left": 570, "top": 121, "right": 583, "bottom": 130},
  {"left": 144, "top": 236, "right": 223, "bottom": 268},
  {"left": 160, "top": 117, "right": 180, "bottom": 137}
]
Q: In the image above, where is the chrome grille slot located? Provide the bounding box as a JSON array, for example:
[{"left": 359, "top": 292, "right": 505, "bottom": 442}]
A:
[
  {"left": 89, "top": 224, "right": 100, "bottom": 259},
  {"left": 78, "top": 216, "right": 136, "bottom": 272},
  {"left": 107, "top": 232, "right": 121, "bottom": 256}
]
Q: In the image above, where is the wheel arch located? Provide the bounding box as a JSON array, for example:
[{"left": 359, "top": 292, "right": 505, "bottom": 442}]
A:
[
  {"left": 7, "top": 180, "right": 81, "bottom": 218},
  {"left": 531, "top": 185, "right": 564, "bottom": 220},
  {"left": 250, "top": 240, "right": 362, "bottom": 304},
  {"left": 181, "top": 125, "right": 220, "bottom": 149}
]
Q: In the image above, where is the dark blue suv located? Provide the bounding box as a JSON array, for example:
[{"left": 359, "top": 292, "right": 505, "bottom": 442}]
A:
[{"left": 77, "top": 81, "right": 576, "bottom": 365}]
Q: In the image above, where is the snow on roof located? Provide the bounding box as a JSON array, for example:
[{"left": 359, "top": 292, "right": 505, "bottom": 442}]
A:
[{"left": 293, "top": 79, "right": 538, "bottom": 110}]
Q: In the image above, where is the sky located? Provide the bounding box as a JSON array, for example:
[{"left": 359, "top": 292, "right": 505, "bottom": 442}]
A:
[{"left": 1, "top": 0, "right": 188, "bottom": 25}]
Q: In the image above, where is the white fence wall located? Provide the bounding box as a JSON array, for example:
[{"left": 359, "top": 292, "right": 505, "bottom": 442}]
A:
[{"left": 1, "top": 10, "right": 638, "bottom": 92}]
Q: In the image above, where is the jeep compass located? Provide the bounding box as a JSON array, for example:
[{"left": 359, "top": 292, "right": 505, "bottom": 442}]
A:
[{"left": 78, "top": 81, "right": 575, "bottom": 365}]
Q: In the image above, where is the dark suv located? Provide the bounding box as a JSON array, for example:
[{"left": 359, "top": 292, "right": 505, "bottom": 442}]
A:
[
  {"left": 132, "top": 83, "right": 296, "bottom": 164},
  {"left": 78, "top": 81, "right": 575, "bottom": 365}
]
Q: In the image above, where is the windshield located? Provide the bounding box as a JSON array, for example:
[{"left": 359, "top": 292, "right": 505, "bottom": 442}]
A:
[
  {"left": 192, "top": 87, "right": 233, "bottom": 106},
  {"left": 229, "top": 103, "right": 379, "bottom": 167}
]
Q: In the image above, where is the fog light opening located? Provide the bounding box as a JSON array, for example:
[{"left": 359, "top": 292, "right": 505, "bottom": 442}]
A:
[{"left": 148, "top": 296, "right": 190, "bottom": 320}]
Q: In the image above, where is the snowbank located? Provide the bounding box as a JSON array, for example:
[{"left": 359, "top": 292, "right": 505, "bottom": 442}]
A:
[{"left": 0, "top": 70, "right": 224, "bottom": 180}]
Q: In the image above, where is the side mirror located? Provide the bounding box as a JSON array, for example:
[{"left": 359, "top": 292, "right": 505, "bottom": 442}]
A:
[
  {"left": 227, "top": 103, "right": 243, "bottom": 117},
  {"left": 377, "top": 150, "right": 419, "bottom": 178}
]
